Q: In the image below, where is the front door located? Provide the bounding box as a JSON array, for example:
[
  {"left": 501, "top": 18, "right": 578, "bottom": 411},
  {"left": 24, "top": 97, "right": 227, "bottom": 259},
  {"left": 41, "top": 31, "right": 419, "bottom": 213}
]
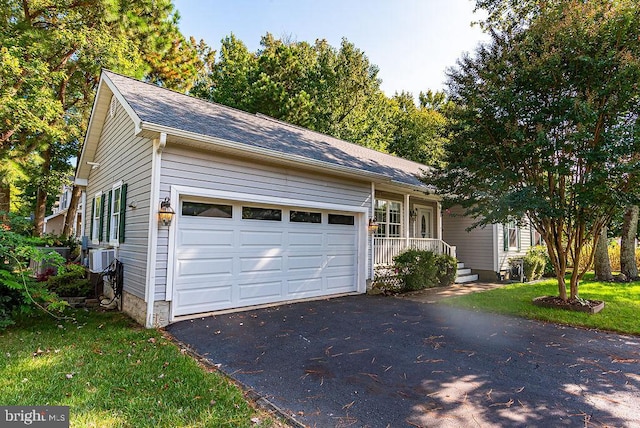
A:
[{"left": 416, "top": 207, "right": 433, "bottom": 238}]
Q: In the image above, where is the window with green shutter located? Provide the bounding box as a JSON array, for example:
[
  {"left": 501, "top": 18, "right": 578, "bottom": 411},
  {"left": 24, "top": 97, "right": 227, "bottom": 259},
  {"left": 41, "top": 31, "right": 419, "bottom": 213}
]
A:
[
  {"left": 108, "top": 182, "right": 127, "bottom": 244},
  {"left": 92, "top": 192, "right": 102, "bottom": 243}
]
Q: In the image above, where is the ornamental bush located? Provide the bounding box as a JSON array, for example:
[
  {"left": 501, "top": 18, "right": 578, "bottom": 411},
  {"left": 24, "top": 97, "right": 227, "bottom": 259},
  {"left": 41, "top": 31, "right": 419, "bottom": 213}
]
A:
[
  {"left": 527, "top": 245, "right": 554, "bottom": 278},
  {"left": 392, "top": 249, "right": 458, "bottom": 292}
]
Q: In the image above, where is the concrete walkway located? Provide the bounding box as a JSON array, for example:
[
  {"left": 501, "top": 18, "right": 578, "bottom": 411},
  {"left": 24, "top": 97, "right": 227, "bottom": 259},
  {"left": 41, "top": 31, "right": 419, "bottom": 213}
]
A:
[{"left": 397, "top": 281, "right": 507, "bottom": 303}]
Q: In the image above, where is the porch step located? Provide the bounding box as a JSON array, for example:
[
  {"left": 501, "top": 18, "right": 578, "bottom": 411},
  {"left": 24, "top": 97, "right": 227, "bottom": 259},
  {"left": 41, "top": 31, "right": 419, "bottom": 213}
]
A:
[
  {"left": 456, "top": 274, "right": 479, "bottom": 284},
  {"left": 455, "top": 262, "right": 479, "bottom": 284}
]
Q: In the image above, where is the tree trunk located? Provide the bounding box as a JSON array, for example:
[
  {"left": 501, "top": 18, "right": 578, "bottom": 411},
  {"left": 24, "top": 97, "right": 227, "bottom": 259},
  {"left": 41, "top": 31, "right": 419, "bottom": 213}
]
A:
[
  {"left": 620, "top": 205, "right": 639, "bottom": 280},
  {"left": 594, "top": 225, "right": 613, "bottom": 281},
  {"left": 33, "top": 148, "right": 52, "bottom": 237},
  {"left": 0, "top": 180, "right": 9, "bottom": 218},
  {"left": 62, "top": 184, "right": 81, "bottom": 237}
]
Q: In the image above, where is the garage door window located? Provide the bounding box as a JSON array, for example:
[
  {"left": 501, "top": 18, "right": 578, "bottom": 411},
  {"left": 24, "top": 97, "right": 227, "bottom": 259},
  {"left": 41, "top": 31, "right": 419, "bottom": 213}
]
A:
[
  {"left": 328, "top": 214, "right": 355, "bottom": 225},
  {"left": 242, "top": 206, "right": 282, "bottom": 221},
  {"left": 183, "top": 202, "right": 233, "bottom": 218},
  {"left": 290, "top": 210, "right": 321, "bottom": 223}
]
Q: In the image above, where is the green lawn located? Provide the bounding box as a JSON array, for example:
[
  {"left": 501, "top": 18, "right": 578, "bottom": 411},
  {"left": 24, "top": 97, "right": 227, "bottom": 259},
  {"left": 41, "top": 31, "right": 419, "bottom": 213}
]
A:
[
  {"left": 441, "top": 274, "right": 640, "bottom": 335},
  {"left": 0, "top": 310, "right": 282, "bottom": 428}
]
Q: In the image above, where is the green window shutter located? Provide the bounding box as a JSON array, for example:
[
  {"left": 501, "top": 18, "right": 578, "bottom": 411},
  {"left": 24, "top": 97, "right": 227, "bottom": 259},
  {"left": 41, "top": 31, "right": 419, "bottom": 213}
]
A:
[
  {"left": 119, "top": 183, "right": 127, "bottom": 243},
  {"left": 106, "top": 191, "right": 113, "bottom": 242},
  {"left": 503, "top": 225, "right": 508, "bottom": 252},
  {"left": 99, "top": 196, "right": 105, "bottom": 242},
  {"left": 89, "top": 198, "right": 95, "bottom": 240}
]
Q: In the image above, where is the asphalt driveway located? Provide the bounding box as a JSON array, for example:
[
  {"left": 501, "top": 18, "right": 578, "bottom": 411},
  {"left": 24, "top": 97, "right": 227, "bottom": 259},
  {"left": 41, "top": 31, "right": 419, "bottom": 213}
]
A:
[{"left": 166, "top": 295, "right": 640, "bottom": 427}]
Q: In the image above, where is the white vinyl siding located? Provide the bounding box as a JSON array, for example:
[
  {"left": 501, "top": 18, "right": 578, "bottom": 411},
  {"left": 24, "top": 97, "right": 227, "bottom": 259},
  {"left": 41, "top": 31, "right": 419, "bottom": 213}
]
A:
[
  {"left": 84, "top": 97, "right": 153, "bottom": 299},
  {"left": 442, "top": 205, "right": 495, "bottom": 271},
  {"left": 157, "top": 145, "right": 372, "bottom": 301}
]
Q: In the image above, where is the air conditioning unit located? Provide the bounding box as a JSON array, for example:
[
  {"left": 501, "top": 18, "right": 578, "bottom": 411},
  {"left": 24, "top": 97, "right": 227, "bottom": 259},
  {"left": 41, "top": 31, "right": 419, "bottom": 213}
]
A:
[{"left": 89, "top": 249, "right": 116, "bottom": 273}]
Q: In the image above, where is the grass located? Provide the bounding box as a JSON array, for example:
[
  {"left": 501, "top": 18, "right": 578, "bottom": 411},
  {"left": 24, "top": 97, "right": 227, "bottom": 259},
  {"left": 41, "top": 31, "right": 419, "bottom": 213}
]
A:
[
  {"left": 0, "top": 309, "right": 282, "bottom": 427},
  {"left": 441, "top": 273, "right": 640, "bottom": 335}
]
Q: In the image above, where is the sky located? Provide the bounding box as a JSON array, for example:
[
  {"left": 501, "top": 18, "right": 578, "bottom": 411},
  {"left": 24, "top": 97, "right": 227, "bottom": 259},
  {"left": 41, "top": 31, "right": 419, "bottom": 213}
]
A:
[{"left": 172, "top": 0, "right": 490, "bottom": 97}]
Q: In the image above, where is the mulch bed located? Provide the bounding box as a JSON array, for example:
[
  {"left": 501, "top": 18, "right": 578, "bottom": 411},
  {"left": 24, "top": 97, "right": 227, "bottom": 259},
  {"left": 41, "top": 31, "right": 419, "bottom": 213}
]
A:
[{"left": 532, "top": 296, "right": 605, "bottom": 314}]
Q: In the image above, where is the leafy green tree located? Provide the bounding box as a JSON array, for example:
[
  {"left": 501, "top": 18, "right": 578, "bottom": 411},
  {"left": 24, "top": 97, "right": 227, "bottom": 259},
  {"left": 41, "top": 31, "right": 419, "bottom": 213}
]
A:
[
  {"left": 429, "top": 0, "right": 640, "bottom": 301},
  {"left": 0, "top": 0, "right": 202, "bottom": 234},
  {"left": 389, "top": 91, "right": 448, "bottom": 167},
  {"left": 192, "top": 33, "right": 394, "bottom": 151}
]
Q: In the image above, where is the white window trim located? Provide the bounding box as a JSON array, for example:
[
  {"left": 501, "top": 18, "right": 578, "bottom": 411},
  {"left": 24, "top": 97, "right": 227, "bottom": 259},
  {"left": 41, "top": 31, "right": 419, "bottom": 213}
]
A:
[
  {"left": 109, "top": 181, "right": 123, "bottom": 246},
  {"left": 91, "top": 191, "right": 102, "bottom": 245}
]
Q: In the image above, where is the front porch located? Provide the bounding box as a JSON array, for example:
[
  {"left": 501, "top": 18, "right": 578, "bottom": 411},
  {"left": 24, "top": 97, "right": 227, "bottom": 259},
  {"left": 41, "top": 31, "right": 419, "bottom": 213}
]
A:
[
  {"left": 373, "top": 237, "right": 456, "bottom": 266},
  {"left": 370, "top": 188, "right": 477, "bottom": 283}
]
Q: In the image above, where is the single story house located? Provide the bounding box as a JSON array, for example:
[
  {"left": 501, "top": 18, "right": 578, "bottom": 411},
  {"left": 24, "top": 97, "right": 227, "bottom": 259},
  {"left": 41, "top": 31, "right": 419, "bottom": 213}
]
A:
[{"left": 75, "top": 71, "right": 533, "bottom": 327}]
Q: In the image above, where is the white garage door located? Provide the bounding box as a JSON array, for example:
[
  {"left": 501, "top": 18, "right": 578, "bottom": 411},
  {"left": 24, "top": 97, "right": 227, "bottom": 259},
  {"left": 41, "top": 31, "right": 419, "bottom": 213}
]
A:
[{"left": 172, "top": 199, "right": 360, "bottom": 316}]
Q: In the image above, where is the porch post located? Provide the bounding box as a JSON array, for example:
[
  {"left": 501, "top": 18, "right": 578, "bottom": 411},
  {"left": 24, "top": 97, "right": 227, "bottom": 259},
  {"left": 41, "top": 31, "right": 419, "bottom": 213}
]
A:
[
  {"left": 404, "top": 193, "right": 410, "bottom": 247},
  {"left": 436, "top": 200, "right": 443, "bottom": 241}
]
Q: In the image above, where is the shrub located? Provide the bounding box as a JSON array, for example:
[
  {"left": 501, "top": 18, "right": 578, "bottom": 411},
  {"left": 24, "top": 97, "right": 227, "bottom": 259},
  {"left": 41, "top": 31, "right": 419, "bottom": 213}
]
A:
[
  {"left": 435, "top": 254, "right": 457, "bottom": 286},
  {"left": 47, "top": 263, "right": 92, "bottom": 297},
  {"left": 523, "top": 247, "right": 547, "bottom": 281},
  {"left": 528, "top": 245, "right": 554, "bottom": 277},
  {"left": 0, "top": 226, "right": 67, "bottom": 329},
  {"left": 392, "top": 249, "right": 457, "bottom": 292}
]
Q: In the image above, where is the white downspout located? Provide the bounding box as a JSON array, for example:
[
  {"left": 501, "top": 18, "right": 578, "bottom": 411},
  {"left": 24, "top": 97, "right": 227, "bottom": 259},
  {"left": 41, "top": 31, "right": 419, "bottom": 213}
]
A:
[
  {"left": 370, "top": 182, "right": 376, "bottom": 280},
  {"left": 145, "top": 133, "right": 165, "bottom": 328}
]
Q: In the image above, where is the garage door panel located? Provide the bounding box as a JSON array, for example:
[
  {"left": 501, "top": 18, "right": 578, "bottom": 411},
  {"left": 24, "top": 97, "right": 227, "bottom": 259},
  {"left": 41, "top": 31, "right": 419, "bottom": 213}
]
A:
[
  {"left": 288, "top": 277, "right": 323, "bottom": 295},
  {"left": 240, "top": 230, "right": 284, "bottom": 246},
  {"left": 239, "top": 256, "right": 283, "bottom": 273},
  {"left": 179, "top": 229, "right": 234, "bottom": 246},
  {"left": 327, "top": 232, "right": 356, "bottom": 246},
  {"left": 238, "top": 280, "right": 283, "bottom": 300},
  {"left": 289, "top": 255, "right": 324, "bottom": 270},
  {"left": 326, "top": 274, "right": 356, "bottom": 290},
  {"left": 289, "top": 232, "right": 323, "bottom": 246},
  {"left": 177, "top": 258, "right": 233, "bottom": 277},
  {"left": 174, "top": 198, "right": 359, "bottom": 317},
  {"left": 327, "top": 254, "right": 356, "bottom": 268},
  {"left": 174, "top": 287, "right": 232, "bottom": 315}
]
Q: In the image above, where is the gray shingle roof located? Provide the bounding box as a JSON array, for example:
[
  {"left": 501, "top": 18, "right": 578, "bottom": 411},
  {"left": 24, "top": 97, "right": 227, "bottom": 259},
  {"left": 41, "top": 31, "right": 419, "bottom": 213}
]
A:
[{"left": 104, "top": 71, "right": 429, "bottom": 188}]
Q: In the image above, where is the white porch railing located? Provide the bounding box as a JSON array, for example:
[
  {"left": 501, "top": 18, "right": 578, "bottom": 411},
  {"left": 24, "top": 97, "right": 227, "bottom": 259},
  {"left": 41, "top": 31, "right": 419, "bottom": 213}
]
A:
[{"left": 374, "top": 238, "right": 457, "bottom": 266}]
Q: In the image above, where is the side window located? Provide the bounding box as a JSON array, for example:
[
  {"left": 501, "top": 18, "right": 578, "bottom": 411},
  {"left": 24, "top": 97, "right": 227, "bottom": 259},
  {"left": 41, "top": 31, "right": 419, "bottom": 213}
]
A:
[
  {"left": 108, "top": 183, "right": 123, "bottom": 244},
  {"left": 504, "top": 221, "right": 520, "bottom": 251},
  {"left": 91, "top": 192, "right": 102, "bottom": 243}
]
